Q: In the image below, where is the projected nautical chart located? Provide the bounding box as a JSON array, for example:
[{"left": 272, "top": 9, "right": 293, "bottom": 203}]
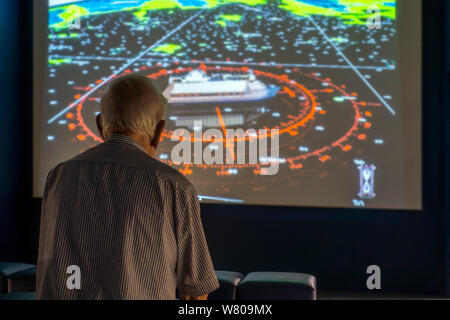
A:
[{"left": 42, "top": 0, "right": 404, "bottom": 208}]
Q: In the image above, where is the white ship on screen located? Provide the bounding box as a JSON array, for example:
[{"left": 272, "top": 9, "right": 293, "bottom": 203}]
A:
[{"left": 163, "top": 69, "right": 279, "bottom": 104}]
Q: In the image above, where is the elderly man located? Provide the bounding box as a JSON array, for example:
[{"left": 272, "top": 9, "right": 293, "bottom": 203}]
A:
[{"left": 36, "top": 74, "right": 219, "bottom": 300}]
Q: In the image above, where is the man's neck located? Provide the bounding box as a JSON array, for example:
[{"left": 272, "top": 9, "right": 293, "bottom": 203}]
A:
[{"left": 122, "top": 132, "right": 155, "bottom": 157}]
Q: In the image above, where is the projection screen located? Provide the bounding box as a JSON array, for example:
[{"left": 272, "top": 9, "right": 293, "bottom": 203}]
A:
[{"left": 33, "top": 0, "right": 422, "bottom": 209}]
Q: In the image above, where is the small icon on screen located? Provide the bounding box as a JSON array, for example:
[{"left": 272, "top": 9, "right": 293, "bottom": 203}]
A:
[{"left": 358, "top": 164, "right": 376, "bottom": 199}]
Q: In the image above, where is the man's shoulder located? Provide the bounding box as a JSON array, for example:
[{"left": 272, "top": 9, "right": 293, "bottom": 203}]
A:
[
  {"left": 139, "top": 156, "right": 193, "bottom": 190},
  {"left": 55, "top": 142, "right": 193, "bottom": 189}
]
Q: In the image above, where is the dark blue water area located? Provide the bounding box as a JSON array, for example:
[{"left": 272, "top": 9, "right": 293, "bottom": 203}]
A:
[
  {"left": 292, "top": 0, "right": 396, "bottom": 11},
  {"left": 178, "top": 0, "right": 206, "bottom": 6},
  {"left": 49, "top": 0, "right": 207, "bottom": 26},
  {"left": 292, "top": 0, "right": 346, "bottom": 12},
  {"left": 383, "top": 1, "right": 397, "bottom": 8},
  {"left": 49, "top": 8, "right": 66, "bottom": 25},
  {"left": 48, "top": 0, "right": 396, "bottom": 25}
]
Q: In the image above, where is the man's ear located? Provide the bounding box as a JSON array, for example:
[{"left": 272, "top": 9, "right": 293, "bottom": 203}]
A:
[
  {"left": 96, "top": 113, "right": 105, "bottom": 140},
  {"left": 150, "top": 120, "right": 166, "bottom": 150}
]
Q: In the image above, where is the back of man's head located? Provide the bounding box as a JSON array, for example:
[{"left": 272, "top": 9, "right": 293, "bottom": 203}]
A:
[{"left": 100, "top": 74, "right": 167, "bottom": 143}]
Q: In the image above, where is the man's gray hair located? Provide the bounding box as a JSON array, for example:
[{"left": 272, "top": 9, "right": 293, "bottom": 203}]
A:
[{"left": 100, "top": 74, "right": 167, "bottom": 142}]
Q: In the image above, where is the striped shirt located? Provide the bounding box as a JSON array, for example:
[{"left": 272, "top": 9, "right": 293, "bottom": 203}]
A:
[{"left": 36, "top": 134, "right": 219, "bottom": 300}]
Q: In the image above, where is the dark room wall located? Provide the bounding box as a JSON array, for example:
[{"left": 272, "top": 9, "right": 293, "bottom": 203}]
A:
[
  {"left": 0, "top": 0, "right": 33, "bottom": 262},
  {"left": 0, "top": 0, "right": 20, "bottom": 260},
  {"left": 0, "top": 0, "right": 448, "bottom": 296},
  {"left": 444, "top": 0, "right": 450, "bottom": 297}
]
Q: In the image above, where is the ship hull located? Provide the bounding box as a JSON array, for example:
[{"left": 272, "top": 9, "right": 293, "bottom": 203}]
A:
[{"left": 164, "top": 85, "right": 280, "bottom": 105}]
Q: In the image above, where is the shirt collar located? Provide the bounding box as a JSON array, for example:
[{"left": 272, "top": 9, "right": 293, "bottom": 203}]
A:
[{"left": 106, "top": 134, "right": 148, "bottom": 154}]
